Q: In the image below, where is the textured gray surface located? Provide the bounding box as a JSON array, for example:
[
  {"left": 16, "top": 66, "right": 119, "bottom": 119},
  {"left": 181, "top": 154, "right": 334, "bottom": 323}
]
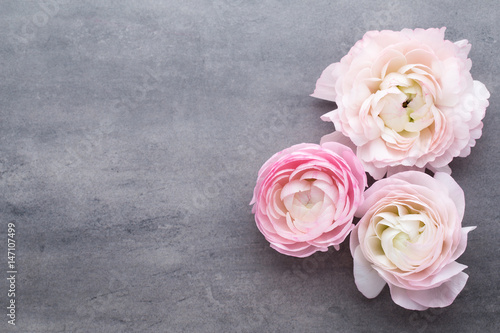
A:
[{"left": 0, "top": 0, "right": 499, "bottom": 332}]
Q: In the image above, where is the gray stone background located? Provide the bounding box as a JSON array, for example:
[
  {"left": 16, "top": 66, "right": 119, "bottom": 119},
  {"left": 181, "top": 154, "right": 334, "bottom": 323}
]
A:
[{"left": 0, "top": 0, "right": 498, "bottom": 332}]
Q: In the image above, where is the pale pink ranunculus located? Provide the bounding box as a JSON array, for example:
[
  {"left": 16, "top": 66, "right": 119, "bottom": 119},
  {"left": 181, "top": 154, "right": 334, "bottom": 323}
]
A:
[
  {"left": 250, "top": 142, "right": 366, "bottom": 257},
  {"left": 350, "top": 171, "right": 475, "bottom": 310},
  {"left": 312, "top": 28, "right": 490, "bottom": 179}
]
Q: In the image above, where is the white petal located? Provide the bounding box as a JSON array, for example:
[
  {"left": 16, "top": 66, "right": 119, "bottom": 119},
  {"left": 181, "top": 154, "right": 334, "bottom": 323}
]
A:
[
  {"left": 389, "top": 284, "right": 428, "bottom": 311},
  {"left": 434, "top": 172, "right": 465, "bottom": 221},
  {"left": 311, "top": 63, "right": 339, "bottom": 102},
  {"left": 406, "top": 272, "right": 469, "bottom": 308},
  {"left": 450, "top": 226, "right": 476, "bottom": 262},
  {"left": 353, "top": 246, "right": 387, "bottom": 298}
]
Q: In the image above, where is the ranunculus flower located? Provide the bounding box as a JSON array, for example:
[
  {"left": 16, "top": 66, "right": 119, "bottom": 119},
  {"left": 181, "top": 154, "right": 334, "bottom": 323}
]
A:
[
  {"left": 250, "top": 142, "right": 366, "bottom": 257},
  {"left": 350, "top": 171, "right": 475, "bottom": 310},
  {"left": 312, "top": 27, "right": 490, "bottom": 179}
]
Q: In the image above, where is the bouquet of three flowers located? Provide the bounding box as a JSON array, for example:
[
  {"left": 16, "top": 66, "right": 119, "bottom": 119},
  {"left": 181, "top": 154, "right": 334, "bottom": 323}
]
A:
[{"left": 250, "top": 28, "right": 489, "bottom": 310}]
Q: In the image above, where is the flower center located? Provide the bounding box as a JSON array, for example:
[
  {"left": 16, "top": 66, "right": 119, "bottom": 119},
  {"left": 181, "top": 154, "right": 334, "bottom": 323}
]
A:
[
  {"left": 287, "top": 179, "right": 324, "bottom": 223},
  {"left": 369, "top": 204, "right": 431, "bottom": 271},
  {"left": 279, "top": 176, "right": 338, "bottom": 234},
  {"left": 399, "top": 86, "right": 416, "bottom": 113},
  {"left": 295, "top": 188, "right": 316, "bottom": 209},
  {"left": 376, "top": 73, "right": 434, "bottom": 134}
]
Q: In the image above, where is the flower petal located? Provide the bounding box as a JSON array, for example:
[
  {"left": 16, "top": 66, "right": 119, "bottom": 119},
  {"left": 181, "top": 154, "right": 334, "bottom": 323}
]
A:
[
  {"left": 353, "top": 246, "right": 387, "bottom": 298},
  {"left": 389, "top": 284, "right": 429, "bottom": 311},
  {"left": 311, "top": 63, "right": 339, "bottom": 102},
  {"left": 405, "top": 272, "right": 469, "bottom": 308}
]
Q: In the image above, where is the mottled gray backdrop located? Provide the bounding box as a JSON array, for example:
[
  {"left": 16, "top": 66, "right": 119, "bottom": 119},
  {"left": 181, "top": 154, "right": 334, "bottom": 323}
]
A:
[{"left": 1, "top": 0, "right": 499, "bottom": 332}]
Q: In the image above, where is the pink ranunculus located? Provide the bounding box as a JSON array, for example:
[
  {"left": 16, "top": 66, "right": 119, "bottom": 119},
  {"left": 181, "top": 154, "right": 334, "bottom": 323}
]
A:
[
  {"left": 350, "top": 171, "right": 475, "bottom": 310},
  {"left": 250, "top": 142, "right": 366, "bottom": 258},
  {"left": 312, "top": 28, "right": 490, "bottom": 179}
]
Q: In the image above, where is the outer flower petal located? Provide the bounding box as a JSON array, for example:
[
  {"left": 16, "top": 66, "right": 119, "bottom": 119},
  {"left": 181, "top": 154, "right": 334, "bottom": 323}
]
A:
[
  {"left": 450, "top": 226, "right": 476, "bottom": 262},
  {"left": 434, "top": 172, "right": 465, "bottom": 221},
  {"left": 406, "top": 272, "right": 469, "bottom": 308},
  {"left": 353, "top": 246, "right": 387, "bottom": 298},
  {"left": 311, "top": 63, "right": 339, "bottom": 102},
  {"left": 389, "top": 284, "right": 429, "bottom": 311}
]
